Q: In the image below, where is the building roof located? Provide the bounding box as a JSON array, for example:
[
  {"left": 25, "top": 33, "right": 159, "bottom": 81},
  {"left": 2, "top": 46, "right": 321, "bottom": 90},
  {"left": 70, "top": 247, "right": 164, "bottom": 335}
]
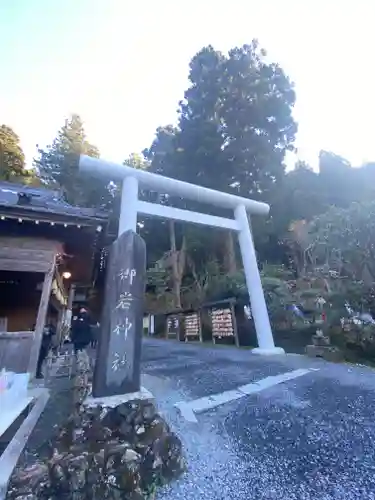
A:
[{"left": 0, "top": 182, "right": 108, "bottom": 226}]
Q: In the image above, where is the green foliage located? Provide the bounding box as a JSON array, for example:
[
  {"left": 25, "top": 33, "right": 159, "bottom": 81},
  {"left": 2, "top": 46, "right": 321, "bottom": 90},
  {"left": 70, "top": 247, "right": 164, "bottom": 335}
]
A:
[
  {"left": 146, "top": 263, "right": 175, "bottom": 312},
  {"left": 0, "top": 125, "right": 38, "bottom": 183},
  {"left": 187, "top": 263, "right": 246, "bottom": 306},
  {"left": 34, "top": 114, "right": 110, "bottom": 207},
  {"left": 338, "top": 321, "right": 375, "bottom": 361},
  {"left": 146, "top": 41, "right": 297, "bottom": 201},
  {"left": 0, "top": 125, "right": 25, "bottom": 179},
  {"left": 123, "top": 152, "right": 149, "bottom": 171},
  {"left": 307, "top": 201, "right": 375, "bottom": 283},
  {"left": 147, "top": 263, "right": 170, "bottom": 297}
]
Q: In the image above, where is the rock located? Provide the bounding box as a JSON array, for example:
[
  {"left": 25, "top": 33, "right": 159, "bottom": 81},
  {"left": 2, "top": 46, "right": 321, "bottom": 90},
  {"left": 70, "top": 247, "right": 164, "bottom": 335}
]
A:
[
  {"left": 87, "top": 449, "right": 105, "bottom": 487},
  {"left": 98, "top": 406, "right": 109, "bottom": 420},
  {"left": 114, "top": 461, "right": 141, "bottom": 492},
  {"left": 48, "top": 461, "right": 70, "bottom": 494},
  {"left": 136, "top": 425, "right": 146, "bottom": 435},
  {"left": 138, "top": 417, "right": 168, "bottom": 446},
  {"left": 66, "top": 453, "right": 89, "bottom": 492},
  {"left": 117, "top": 401, "right": 143, "bottom": 426},
  {"left": 119, "top": 420, "right": 133, "bottom": 438},
  {"left": 13, "top": 496, "right": 38, "bottom": 500},
  {"left": 312, "top": 334, "right": 331, "bottom": 346},
  {"left": 7, "top": 463, "right": 49, "bottom": 499},
  {"left": 117, "top": 401, "right": 133, "bottom": 417},
  {"left": 153, "top": 455, "right": 163, "bottom": 469},
  {"left": 101, "top": 407, "right": 123, "bottom": 430},
  {"left": 106, "top": 442, "right": 129, "bottom": 459},
  {"left": 93, "top": 449, "right": 105, "bottom": 467},
  {"left": 135, "top": 443, "right": 148, "bottom": 454},
  {"left": 69, "top": 443, "right": 91, "bottom": 455},
  {"left": 153, "top": 434, "right": 185, "bottom": 478},
  {"left": 72, "top": 427, "right": 85, "bottom": 443},
  {"left": 140, "top": 402, "right": 156, "bottom": 423},
  {"left": 127, "top": 489, "right": 145, "bottom": 500},
  {"left": 55, "top": 422, "right": 74, "bottom": 450},
  {"left": 85, "top": 422, "right": 112, "bottom": 443},
  {"left": 124, "top": 448, "right": 141, "bottom": 462}
]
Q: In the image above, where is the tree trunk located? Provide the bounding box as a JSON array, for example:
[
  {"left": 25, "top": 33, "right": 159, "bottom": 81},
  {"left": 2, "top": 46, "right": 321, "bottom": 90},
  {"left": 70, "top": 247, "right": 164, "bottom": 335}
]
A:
[
  {"left": 222, "top": 231, "right": 237, "bottom": 274},
  {"left": 188, "top": 256, "right": 204, "bottom": 303},
  {"left": 169, "top": 220, "right": 186, "bottom": 309}
]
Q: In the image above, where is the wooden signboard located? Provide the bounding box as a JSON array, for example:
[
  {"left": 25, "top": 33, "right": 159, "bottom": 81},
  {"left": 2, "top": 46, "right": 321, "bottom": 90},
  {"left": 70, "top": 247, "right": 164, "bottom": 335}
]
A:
[
  {"left": 211, "top": 305, "right": 239, "bottom": 346},
  {"left": 184, "top": 312, "right": 202, "bottom": 342},
  {"left": 166, "top": 315, "right": 180, "bottom": 340}
]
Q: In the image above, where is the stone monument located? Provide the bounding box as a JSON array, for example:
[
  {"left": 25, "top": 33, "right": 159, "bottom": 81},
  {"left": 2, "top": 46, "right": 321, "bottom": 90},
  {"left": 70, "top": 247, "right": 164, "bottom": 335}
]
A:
[
  {"left": 306, "top": 299, "right": 343, "bottom": 362},
  {"left": 92, "top": 229, "right": 146, "bottom": 398},
  {"left": 306, "top": 331, "right": 343, "bottom": 362}
]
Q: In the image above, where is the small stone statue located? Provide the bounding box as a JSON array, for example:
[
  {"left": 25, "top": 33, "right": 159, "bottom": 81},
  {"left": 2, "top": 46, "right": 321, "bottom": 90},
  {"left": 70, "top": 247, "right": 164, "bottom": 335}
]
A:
[{"left": 306, "top": 302, "right": 343, "bottom": 362}]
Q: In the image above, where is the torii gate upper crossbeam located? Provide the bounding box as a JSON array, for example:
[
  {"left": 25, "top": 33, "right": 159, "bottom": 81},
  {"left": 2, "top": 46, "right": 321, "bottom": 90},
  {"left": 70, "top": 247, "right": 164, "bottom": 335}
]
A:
[{"left": 79, "top": 155, "right": 270, "bottom": 214}]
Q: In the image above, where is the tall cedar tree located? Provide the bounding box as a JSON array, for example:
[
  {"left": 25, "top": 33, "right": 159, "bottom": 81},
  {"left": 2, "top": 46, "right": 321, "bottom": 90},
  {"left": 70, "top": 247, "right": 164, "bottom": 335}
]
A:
[{"left": 35, "top": 114, "right": 110, "bottom": 208}]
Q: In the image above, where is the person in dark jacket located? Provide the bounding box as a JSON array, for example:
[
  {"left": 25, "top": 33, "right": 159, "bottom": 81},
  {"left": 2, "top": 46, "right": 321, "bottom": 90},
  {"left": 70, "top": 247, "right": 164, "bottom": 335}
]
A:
[
  {"left": 71, "top": 307, "right": 92, "bottom": 353},
  {"left": 36, "top": 322, "right": 56, "bottom": 379}
]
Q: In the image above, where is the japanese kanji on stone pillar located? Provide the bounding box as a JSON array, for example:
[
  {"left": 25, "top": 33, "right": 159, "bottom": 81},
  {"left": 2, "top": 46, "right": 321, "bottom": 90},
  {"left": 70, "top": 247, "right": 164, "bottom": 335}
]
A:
[{"left": 92, "top": 229, "right": 146, "bottom": 398}]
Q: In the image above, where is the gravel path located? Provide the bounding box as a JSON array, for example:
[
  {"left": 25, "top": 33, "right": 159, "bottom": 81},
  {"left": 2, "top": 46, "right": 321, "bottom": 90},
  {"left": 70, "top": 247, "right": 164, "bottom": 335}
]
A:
[{"left": 141, "top": 339, "right": 375, "bottom": 500}]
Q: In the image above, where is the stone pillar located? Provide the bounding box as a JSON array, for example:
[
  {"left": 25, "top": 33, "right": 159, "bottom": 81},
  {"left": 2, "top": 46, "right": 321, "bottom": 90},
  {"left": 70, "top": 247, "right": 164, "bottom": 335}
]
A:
[
  {"left": 67, "top": 284, "right": 76, "bottom": 311},
  {"left": 119, "top": 176, "right": 138, "bottom": 235},
  {"left": 92, "top": 229, "right": 146, "bottom": 398},
  {"left": 234, "top": 204, "right": 284, "bottom": 355}
]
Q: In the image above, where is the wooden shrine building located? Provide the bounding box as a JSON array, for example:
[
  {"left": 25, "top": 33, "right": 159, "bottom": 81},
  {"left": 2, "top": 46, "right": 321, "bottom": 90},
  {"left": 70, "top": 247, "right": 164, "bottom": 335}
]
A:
[{"left": 0, "top": 182, "right": 108, "bottom": 375}]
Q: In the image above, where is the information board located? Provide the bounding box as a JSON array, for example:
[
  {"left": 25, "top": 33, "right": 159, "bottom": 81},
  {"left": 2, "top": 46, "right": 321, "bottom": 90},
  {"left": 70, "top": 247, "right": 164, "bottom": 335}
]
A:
[
  {"left": 167, "top": 315, "right": 179, "bottom": 339},
  {"left": 211, "top": 307, "right": 234, "bottom": 338},
  {"left": 184, "top": 312, "right": 201, "bottom": 339}
]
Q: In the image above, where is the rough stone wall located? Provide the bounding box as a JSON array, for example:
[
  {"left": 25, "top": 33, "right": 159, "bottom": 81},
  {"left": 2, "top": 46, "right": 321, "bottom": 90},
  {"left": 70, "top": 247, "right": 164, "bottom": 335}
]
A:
[{"left": 7, "top": 350, "right": 185, "bottom": 499}]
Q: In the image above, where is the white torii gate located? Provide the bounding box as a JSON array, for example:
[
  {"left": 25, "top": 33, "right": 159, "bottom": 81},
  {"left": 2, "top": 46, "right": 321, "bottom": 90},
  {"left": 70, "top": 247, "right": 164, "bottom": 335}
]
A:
[{"left": 79, "top": 155, "right": 284, "bottom": 355}]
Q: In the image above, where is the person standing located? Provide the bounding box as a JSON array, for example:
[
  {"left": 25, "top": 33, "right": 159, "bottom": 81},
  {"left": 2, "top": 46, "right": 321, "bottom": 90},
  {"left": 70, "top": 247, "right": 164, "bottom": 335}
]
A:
[{"left": 71, "top": 307, "right": 92, "bottom": 353}]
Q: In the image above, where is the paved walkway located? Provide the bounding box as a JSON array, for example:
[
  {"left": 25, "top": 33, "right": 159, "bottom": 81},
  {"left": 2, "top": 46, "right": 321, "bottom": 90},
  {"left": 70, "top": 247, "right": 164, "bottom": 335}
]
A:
[
  {"left": 141, "top": 339, "right": 375, "bottom": 500},
  {"left": 15, "top": 367, "right": 73, "bottom": 468}
]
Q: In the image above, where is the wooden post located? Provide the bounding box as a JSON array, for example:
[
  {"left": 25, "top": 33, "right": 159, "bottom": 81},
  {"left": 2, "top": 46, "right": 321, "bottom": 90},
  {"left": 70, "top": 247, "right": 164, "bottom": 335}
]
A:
[
  {"left": 63, "top": 284, "right": 76, "bottom": 339},
  {"left": 67, "top": 284, "right": 76, "bottom": 310},
  {"left": 55, "top": 307, "right": 64, "bottom": 349},
  {"left": 198, "top": 313, "right": 203, "bottom": 343},
  {"left": 231, "top": 302, "right": 240, "bottom": 347},
  {"left": 28, "top": 258, "right": 56, "bottom": 377}
]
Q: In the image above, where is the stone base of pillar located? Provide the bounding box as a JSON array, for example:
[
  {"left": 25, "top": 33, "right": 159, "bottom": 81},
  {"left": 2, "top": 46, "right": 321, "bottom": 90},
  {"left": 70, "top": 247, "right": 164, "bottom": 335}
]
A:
[
  {"left": 251, "top": 346, "right": 286, "bottom": 355},
  {"left": 84, "top": 387, "right": 154, "bottom": 409}
]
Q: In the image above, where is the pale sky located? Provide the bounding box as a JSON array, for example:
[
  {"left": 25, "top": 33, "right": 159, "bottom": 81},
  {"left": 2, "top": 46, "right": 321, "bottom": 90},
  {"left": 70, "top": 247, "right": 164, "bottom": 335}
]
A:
[{"left": 1, "top": 0, "right": 374, "bottom": 170}]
